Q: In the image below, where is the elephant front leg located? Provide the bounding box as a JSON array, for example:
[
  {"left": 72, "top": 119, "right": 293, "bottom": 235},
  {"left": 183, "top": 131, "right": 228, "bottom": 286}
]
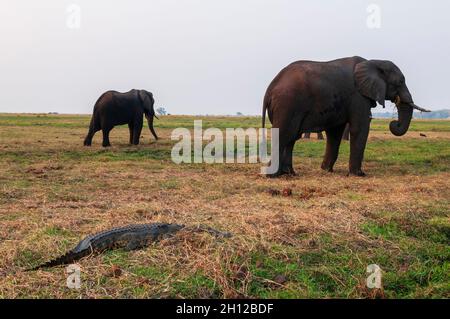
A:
[
  {"left": 321, "top": 124, "right": 346, "bottom": 172},
  {"left": 348, "top": 124, "right": 370, "bottom": 176}
]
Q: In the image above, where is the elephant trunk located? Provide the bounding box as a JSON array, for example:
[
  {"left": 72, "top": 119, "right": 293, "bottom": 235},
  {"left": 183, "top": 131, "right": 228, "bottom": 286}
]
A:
[
  {"left": 389, "top": 103, "right": 413, "bottom": 136},
  {"left": 389, "top": 89, "right": 431, "bottom": 136},
  {"left": 146, "top": 114, "right": 159, "bottom": 140}
]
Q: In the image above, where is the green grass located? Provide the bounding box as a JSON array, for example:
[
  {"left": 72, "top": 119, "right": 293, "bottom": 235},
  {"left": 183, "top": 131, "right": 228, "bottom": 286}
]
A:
[
  {"left": 0, "top": 114, "right": 91, "bottom": 128},
  {"left": 14, "top": 249, "right": 42, "bottom": 268},
  {"left": 0, "top": 114, "right": 263, "bottom": 129},
  {"left": 171, "top": 273, "right": 219, "bottom": 298},
  {"left": 132, "top": 265, "right": 169, "bottom": 281},
  {"left": 0, "top": 148, "right": 172, "bottom": 164},
  {"left": 1, "top": 138, "right": 448, "bottom": 176},
  {"left": 160, "top": 178, "right": 179, "bottom": 190},
  {"left": 0, "top": 114, "right": 449, "bottom": 299},
  {"left": 292, "top": 139, "right": 450, "bottom": 174},
  {"left": 102, "top": 250, "right": 132, "bottom": 268},
  {"left": 42, "top": 226, "right": 74, "bottom": 238},
  {"left": 371, "top": 119, "right": 450, "bottom": 132},
  {"left": 1, "top": 114, "right": 449, "bottom": 131},
  {"left": 247, "top": 230, "right": 449, "bottom": 298},
  {"left": 358, "top": 211, "right": 450, "bottom": 298}
]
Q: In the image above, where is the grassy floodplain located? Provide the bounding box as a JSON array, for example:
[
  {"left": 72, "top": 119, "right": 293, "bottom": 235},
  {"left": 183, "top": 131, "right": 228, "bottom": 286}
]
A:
[{"left": 0, "top": 113, "right": 449, "bottom": 298}]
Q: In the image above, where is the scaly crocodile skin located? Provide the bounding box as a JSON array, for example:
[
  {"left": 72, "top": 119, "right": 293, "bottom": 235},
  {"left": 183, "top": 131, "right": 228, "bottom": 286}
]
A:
[{"left": 27, "top": 223, "right": 231, "bottom": 271}]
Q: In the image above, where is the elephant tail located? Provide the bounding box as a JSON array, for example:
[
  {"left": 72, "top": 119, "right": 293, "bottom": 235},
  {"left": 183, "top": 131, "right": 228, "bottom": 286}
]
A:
[{"left": 262, "top": 93, "right": 271, "bottom": 129}]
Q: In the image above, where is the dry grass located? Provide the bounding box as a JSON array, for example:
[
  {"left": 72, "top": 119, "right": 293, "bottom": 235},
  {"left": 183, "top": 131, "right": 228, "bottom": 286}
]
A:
[{"left": 0, "top": 114, "right": 449, "bottom": 298}]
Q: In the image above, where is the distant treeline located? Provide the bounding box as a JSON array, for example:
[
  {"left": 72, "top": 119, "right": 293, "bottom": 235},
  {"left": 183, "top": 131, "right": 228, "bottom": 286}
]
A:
[{"left": 373, "top": 109, "right": 450, "bottom": 119}]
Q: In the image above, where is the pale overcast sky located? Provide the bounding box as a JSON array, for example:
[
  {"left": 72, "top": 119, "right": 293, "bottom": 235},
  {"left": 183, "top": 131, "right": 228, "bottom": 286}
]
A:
[{"left": 0, "top": 0, "right": 448, "bottom": 114}]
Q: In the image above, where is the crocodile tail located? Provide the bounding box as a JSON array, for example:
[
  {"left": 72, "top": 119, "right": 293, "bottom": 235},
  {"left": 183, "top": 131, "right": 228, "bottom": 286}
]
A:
[{"left": 26, "top": 250, "right": 86, "bottom": 271}]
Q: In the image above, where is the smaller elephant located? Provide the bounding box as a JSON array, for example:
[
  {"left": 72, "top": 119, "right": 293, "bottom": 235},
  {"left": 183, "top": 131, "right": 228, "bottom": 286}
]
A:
[{"left": 84, "top": 89, "right": 158, "bottom": 147}]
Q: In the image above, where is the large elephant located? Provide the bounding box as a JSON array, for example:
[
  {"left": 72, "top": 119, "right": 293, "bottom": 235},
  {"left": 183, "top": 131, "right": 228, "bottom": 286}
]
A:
[
  {"left": 84, "top": 89, "right": 158, "bottom": 147},
  {"left": 262, "top": 56, "right": 429, "bottom": 177}
]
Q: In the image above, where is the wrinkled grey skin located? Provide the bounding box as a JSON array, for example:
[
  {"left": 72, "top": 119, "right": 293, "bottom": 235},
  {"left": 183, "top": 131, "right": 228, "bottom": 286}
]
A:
[
  {"left": 84, "top": 89, "right": 158, "bottom": 147},
  {"left": 262, "top": 56, "right": 429, "bottom": 177},
  {"left": 27, "top": 223, "right": 231, "bottom": 271}
]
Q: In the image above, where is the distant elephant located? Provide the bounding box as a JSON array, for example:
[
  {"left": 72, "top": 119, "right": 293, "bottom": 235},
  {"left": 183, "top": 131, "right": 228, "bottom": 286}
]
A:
[
  {"left": 303, "top": 123, "right": 351, "bottom": 141},
  {"left": 262, "top": 56, "right": 429, "bottom": 177},
  {"left": 84, "top": 89, "right": 158, "bottom": 147},
  {"left": 302, "top": 132, "right": 324, "bottom": 140},
  {"left": 303, "top": 123, "right": 353, "bottom": 141},
  {"left": 302, "top": 123, "right": 351, "bottom": 141}
]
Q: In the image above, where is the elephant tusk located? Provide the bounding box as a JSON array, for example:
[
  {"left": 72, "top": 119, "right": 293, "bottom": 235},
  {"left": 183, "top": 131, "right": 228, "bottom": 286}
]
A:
[
  {"left": 411, "top": 103, "right": 431, "bottom": 112},
  {"left": 395, "top": 95, "right": 431, "bottom": 112}
]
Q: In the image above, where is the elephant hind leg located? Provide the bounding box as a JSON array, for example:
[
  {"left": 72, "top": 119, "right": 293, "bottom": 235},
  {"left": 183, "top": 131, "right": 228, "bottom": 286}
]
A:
[
  {"left": 84, "top": 119, "right": 100, "bottom": 146},
  {"left": 84, "top": 130, "right": 94, "bottom": 146},
  {"left": 321, "top": 123, "right": 346, "bottom": 172},
  {"left": 268, "top": 113, "right": 304, "bottom": 177}
]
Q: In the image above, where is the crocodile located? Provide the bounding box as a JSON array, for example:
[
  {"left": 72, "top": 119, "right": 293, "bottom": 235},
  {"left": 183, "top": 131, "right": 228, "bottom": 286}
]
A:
[{"left": 27, "top": 223, "right": 231, "bottom": 271}]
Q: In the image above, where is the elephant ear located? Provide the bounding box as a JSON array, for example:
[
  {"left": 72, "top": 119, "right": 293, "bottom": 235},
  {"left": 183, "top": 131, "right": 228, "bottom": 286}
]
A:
[
  {"left": 354, "top": 60, "right": 387, "bottom": 107},
  {"left": 146, "top": 91, "right": 155, "bottom": 109},
  {"left": 138, "top": 90, "right": 152, "bottom": 114}
]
